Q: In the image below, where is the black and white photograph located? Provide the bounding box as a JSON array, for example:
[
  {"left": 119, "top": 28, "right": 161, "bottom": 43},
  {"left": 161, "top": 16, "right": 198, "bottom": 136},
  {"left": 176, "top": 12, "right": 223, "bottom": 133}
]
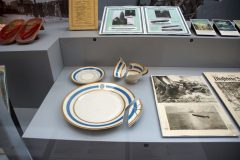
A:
[
  {"left": 152, "top": 75, "right": 215, "bottom": 103},
  {"left": 112, "top": 11, "right": 134, "bottom": 26},
  {"left": 155, "top": 10, "right": 171, "bottom": 18},
  {"left": 165, "top": 104, "right": 227, "bottom": 130},
  {"left": 125, "top": 9, "right": 136, "bottom": 17},
  {"left": 216, "top": 82, "right": 240, "bottom": 112}
]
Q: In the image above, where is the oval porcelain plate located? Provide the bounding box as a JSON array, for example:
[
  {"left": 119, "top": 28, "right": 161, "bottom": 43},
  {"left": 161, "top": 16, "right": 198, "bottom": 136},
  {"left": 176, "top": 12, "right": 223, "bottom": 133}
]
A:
[
  {"left": 62, "top": 82, "right": 136, "bottom": 130},
  {"left": 71, "top": 67, "right": 104, "bottom": 85}
]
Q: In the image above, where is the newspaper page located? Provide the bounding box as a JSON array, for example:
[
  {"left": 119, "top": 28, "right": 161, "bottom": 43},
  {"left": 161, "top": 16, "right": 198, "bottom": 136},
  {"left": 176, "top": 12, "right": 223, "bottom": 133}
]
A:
[
  {"left": 204, "top": 72, "right": 240, "bottom": 128},
  {"left": 151, "top": 75, "right": 238, "bottom": 137}
]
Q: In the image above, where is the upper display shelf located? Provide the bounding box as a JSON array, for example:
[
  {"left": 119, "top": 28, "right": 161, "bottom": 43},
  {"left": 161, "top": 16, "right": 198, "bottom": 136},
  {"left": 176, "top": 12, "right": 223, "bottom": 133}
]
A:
[
  {"left": 0, "top": 21, "right": 240, "bottom": 53},
  {"left": 99, "top": 6, "right": 191, "bottom": 35}
]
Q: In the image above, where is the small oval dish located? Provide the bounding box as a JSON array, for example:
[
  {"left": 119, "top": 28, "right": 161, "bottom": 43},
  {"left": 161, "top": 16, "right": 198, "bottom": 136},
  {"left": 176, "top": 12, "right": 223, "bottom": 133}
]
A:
[
  {"left": 71, "top": 66, "right": 104, "bottom": 85},
  {"left": 113, "top": 57, "right": 127, "bottom": 79}
]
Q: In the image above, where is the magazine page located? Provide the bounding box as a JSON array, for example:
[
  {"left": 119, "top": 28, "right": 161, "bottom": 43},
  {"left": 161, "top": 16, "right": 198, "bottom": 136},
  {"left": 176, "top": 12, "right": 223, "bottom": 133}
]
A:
[
  {"left": 151, "top": 75, "right": 238, "bottom": 137},
  {"left": 204, "top": 72, "right": 240, "bottom": 128}
]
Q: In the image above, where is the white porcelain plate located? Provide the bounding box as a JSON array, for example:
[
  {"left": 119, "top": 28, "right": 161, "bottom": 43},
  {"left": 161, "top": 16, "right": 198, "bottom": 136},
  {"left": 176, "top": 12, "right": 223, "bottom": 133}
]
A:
[
  {"left": 62, "top": 82, "right": 137, "bottom": 130},
  {"left": 71, "top": 67, "right": 104, "bottom": 84}
]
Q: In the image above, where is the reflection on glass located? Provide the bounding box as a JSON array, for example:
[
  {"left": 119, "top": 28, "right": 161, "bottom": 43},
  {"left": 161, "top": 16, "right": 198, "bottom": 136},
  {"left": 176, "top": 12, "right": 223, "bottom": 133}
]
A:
[
  {"left": 0, "top": 66, "right": 9, "bottom": 112},
  {"left": 1, "top": 0, "right": 68, "bottom": 23}
]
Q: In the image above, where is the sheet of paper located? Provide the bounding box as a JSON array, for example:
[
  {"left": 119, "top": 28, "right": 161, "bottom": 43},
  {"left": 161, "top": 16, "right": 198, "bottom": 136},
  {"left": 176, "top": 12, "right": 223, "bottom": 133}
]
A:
[{"left": 69, "top": 0, "right": 98, "bottom": 30}]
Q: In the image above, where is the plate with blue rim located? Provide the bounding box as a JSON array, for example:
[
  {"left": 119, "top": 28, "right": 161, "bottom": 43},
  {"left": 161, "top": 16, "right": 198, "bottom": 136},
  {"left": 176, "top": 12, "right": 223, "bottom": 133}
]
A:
[
  {"left": 71, "top": 66, "right": 104, "bottom": 85},
  {"left": 62, "top": 82, "right": 141, "bottom": 130}
]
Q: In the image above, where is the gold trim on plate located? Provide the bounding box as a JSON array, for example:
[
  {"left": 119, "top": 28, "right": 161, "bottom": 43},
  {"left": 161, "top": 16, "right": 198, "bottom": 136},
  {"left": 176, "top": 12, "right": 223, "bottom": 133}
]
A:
[
  {"left": 72, "top": 89, "right": 126, "bottom": 124},
  {"left": 62, "top": 82, "right": 135, "bottom": 130}
]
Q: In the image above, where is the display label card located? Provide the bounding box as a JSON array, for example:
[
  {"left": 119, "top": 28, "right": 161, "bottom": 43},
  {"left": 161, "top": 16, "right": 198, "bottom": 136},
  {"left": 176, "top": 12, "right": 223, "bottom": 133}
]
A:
[
  {"left": 100, "top": 6, "right": 144, "bottom": 34},
  {"left": 144, "top": 6, "right": 191, "bottom": 35},
  {"left": 69, "top": 0, "right": 98, "bottom": 30}
]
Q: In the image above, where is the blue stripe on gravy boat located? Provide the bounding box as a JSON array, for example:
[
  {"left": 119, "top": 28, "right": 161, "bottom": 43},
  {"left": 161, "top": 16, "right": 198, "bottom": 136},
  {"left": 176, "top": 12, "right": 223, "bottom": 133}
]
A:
[{"left": 115, "top": 62, "right": 124, "bottom": 78}]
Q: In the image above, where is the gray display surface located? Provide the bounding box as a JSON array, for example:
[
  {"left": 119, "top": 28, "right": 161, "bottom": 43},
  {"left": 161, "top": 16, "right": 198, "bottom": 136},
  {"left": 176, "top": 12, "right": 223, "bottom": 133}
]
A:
[{"left": 23, "top": 67, "right": 240, "bottom": 143}]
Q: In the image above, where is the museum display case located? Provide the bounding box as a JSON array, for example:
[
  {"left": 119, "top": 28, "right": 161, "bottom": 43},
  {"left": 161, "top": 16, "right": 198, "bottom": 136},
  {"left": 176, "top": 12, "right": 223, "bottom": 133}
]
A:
[
  {"left": 1, "top": 21, "right": 236, "bottom": 160},
  {"left": 1, "top": 0, "right": 240, "bottom": 160}
]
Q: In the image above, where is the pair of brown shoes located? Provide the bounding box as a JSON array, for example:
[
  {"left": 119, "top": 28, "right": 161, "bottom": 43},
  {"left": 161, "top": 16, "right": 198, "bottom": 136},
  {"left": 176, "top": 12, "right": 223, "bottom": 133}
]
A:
[{"left": 0, "top": 18, "right": 43, "bottom": 45}]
